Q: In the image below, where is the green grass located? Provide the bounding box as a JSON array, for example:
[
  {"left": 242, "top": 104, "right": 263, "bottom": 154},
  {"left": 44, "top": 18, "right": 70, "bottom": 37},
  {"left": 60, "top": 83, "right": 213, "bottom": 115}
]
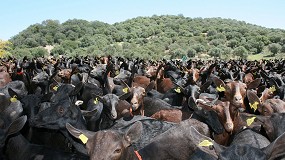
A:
[{"left": 247, "top": 52, "right": 274, "bottom": 61}]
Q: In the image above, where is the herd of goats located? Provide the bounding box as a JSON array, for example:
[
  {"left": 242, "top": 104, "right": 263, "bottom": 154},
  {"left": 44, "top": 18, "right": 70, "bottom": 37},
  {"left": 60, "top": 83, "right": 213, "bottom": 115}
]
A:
[{"left": 0, "top": 56, "right": 285, "bottom": 160}]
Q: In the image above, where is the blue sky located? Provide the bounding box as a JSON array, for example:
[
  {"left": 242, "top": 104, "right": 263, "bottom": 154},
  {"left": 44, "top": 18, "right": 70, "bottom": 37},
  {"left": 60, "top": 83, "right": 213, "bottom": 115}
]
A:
[{"left": 1, "top": 0, "right": 285, "bottom": 40}]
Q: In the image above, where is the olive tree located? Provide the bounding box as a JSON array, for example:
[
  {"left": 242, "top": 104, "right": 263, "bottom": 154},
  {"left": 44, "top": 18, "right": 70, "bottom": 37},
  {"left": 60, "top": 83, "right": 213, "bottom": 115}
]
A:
[{"left": 268, "top": 43, "right": 282, "bottom": 55}]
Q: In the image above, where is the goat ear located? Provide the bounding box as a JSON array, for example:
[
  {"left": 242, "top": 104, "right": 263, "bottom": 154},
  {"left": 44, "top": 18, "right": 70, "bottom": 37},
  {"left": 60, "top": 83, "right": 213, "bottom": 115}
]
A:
[
  {"left": 33, "top": 69, "right": 38, "bottom": 75},
  {"left": 188, "top": 97, "right": 200, "bottom": 110},
  {"left": 93, "top": 96, "right": 105, "bottom": 104},
  {"left": 8, "top": 88, "right": 18, "bottom": 98},
  {"left": 257, "top": 85, "right": 266, "bottom": 96},
  {"left": 208, "top": 63, "right": 216, "bottom": 76},
  {"left": 200, "top": 79, "right": 212, "bottom": 93},
  {"left": 247, "top": 90, "right": 261, "bottom": 113},
  {"left": 190, "top": 126, "right": 224, "bottom": 157},
  {"left": 269, "top": 78, "right": 279, "bottom": 88},
  {"left": 172, "top": 82, "right": 186, "bottom": 94},
  {"left": 145, "top": 81, "right": 155, "bottom": 93},
  {"left": 69, "top": 82, "right": 83, "bottom": 96},
  {"left": 262, "top": 131, "right": 285, "bottom": 160},
  {"left": 7, "top": 116, "right": 27, "bottom": 136},
  {"left": 212, "top": 77, "right": 226, "bottom": 92},
  {"left": 247, "top": 78, "right": 261, "bottom": 89},
  {"left": 49, "top": 70, "right": 58, "bottom": 82},
  {"left": 119, "top": 92, "right": 132, "bottom": 100},
  {"left": 53, "top": 60, "right": 59, "bottom": 69},
  {"left": 120, "top": 79, "right": 130, "bottom": 89},
  {"left": 81, "top": 108, "right": 98, "bottom": 117},
  {"left": 120, "top": 79, "right": 132, "bottom": 93},
  {"left": 224, "top": 79, "right": 232, "bottom": 83},
  {"left": 190, "top": 126, "right": 213, "bottom": 142},
  {"left": 66, "top": 123, "right": 95, "bottom": 144},
  {"left": 124, "top": 122, "right": 143, "bottom": 147},
  {"left": 255, "top": 115, "right": 275, "bottom": 141}
]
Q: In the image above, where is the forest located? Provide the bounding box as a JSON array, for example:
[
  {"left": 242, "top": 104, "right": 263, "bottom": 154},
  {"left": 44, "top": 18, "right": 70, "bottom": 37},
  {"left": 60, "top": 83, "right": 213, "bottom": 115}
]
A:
[{"left": 3, "top": 15, "right": 285, "bottom": 60}]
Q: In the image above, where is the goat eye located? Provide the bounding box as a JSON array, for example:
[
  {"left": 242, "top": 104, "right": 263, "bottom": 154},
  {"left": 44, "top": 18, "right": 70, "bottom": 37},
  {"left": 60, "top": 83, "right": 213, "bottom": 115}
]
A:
[
  {"left": 114, "top": 148, "right": 121, "bottom": 153},
  {"left": 58, "top": 107, "right": 64, "bottom": 115}
]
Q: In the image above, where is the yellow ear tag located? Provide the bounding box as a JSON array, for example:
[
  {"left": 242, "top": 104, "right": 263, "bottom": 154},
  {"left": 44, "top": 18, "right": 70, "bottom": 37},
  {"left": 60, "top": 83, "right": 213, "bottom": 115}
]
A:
[
  {"left": 10, "top": 95, "right": 17, "bottom": 102},
  {"left": 115, "top": 70, "right": 120, "bottom": 75},
  {"left": 269, "top": 86, "right": 276, "bottom": 93},
  {"left": 94, "top": 98, "right": 98, "bottom": 104},
  {"left": 174, "top": 87, "right": 181, "bottom": 93},
  {"left": 249, "top": 101, "right": 259, "bottom": 112},
  {"left": 246, "top": 117, "right": 256, "bottom": 126},
  {"left": 79, "top": 134, "right": 88, "bottom": 144},
  {"left": 216, "top": 85, "right": 226, "bottom": 92},
  {"left": 198, "top": 140, "right": 213, "bottom": 147},
  {"left": 122, "top": 88, "right": 128, "bottom": 93},
  {"left": 53, "top": 85, "right": 58, "bottom": 91}
]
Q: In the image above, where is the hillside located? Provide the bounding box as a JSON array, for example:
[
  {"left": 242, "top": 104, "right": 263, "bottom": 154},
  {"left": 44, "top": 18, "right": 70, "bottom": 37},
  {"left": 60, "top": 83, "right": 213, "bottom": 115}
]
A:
[{"left": 8, "top": 15, "right": 285, "bottom": 59}]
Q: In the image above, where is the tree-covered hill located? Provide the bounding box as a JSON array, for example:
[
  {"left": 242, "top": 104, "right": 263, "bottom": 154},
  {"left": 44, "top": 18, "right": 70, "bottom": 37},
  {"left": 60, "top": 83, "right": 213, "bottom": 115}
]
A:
[{"left": 8, "top": 15, "right": 285, "bottom": 59}]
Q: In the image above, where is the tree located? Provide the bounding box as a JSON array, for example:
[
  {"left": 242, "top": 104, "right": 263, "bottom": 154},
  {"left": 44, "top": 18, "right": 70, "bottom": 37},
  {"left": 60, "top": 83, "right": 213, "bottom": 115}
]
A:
[
  {"left": 24, "top": 37, "right": 38, "bottom": 47},
  {"left": 11, "top": 48, "right": 31, "bottom": 58},
  {"left": 223, "top": 47, "right": 233, "bottom": 56},
  {"left": 281, "top": 38, "right": 285, "bottom": 45},
  {"left": 208, "top": 47, "right": 222, "bottom": 58},
  {"left": 80, "top": 36, "right": 94, "bottom": 48},
  {"left": 50, "top": 45, "right": 65, "bottom": 56},
  {"left": 281, "top": 44, "right": 285, "bottom": 53},
  {"left": 250, "top": 41, "right": 264, "bottom": 54},
  {"left": 268, "top": 43, "right": 282, "bottom": 55},
  {"left": 61, "top": 40, "right": 80, "bottom": 52},
  {"left": 0, "top": 39, "right": 12, "bottom": 57},
  {"left": 269, "top": 34, "right": 282, "bottom": 43},
  {"left": 30, "top": 47, "right": 49, "bottom": 57},
  {"left": 233, "top": 46, "right": 248, "bottom": 59},
  {"left": 209, "top": 39, "right": 225, "bottom": 46},
  {"left": 54, "top": 32, "right": 66, "bottom": 44},
  {"left": 66, "top": 30, "right": 79, "bottom": 41},
  {"left": 192, "top": 44, "right": 206, "bottom": 53},
  {"left": 168, "top": 43, "right": 181, "bottom": 51},
  {"left": 207, "top": 29, "right": 217, "bottom": 37},
  {"left": 187, "top": 48, "right": 196, "bottom": 57},
  {"left": 222, "top": 47, "right": 233, "bottom": 60},
  {"left": 7, "top": 15, "right": 285, "bottom": 60},
  {"left": 170, "top": 48, "right": 186, "bottom": 59},
  {"left": 227, "top": 39, "right": 239, "bottom": 48}
]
